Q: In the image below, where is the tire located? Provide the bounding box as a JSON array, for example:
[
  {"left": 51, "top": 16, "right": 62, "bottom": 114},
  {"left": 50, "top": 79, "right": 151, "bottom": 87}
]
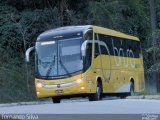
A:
[
  {"left": 89, "top": 81, "right": 102, "bottom": 101},
  {"left": 129, "top": 82, "right": 134, "bottom": 96},
  {"left": 52, "top": 98, "right": 61, "bottom": 103},
  {"left": 120, "top": 93, "right": 127, "bottom": 99}
]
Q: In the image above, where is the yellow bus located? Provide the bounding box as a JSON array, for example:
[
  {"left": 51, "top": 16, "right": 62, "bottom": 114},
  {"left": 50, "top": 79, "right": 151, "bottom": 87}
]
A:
[{"left": 26, "top": 25, "right": 145, "bottom": 103}]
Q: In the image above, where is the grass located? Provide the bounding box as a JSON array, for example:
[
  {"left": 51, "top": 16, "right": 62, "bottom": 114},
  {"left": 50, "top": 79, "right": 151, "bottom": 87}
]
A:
[{"left": 138, "top": 90, "right": 160, "bottom": 96}]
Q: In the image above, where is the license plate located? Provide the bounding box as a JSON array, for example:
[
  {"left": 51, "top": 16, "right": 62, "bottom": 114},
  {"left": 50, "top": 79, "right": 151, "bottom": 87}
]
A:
[{"left": 55, "top": 89, "right": 63, "bottom": 94}]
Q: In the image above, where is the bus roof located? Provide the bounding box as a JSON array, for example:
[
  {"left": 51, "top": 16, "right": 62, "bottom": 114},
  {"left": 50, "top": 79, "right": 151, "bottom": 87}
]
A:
[
  {"left": 37, "top": 26, "right": 91, "bottom": 41},
  {"left": 92, "top": 26, "right": 139, "bottom": 41},
  {"left": 37, "top": 25, "right": 139, "bottom": 41},
  {"left": 39, "top": 25, "right": 90, "bottom": 37}
]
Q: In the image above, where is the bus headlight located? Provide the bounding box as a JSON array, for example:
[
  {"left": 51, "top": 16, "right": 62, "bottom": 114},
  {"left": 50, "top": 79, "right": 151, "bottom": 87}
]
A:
[
  {"left": 36, "top": 83, "right": 44, "bottom": 88},
  {"left": 76, "top": 79, "right": 83, "bottom": 84},
  {"left": 76, "top": 76, "right": 87, "bottom": 84}
]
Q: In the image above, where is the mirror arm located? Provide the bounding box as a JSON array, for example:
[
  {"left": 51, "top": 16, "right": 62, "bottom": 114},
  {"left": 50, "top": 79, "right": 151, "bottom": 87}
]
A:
[
  {"left": 25, "top": 46, "right": 35, "bottom": 62},
  {"left": 81, "top": 40, "right": 92, "bottom": 57}
]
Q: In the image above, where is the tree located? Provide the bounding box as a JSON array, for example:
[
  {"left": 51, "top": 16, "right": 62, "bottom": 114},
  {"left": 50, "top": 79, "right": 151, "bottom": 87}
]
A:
[{"left": 148, "top": 0, "right": 158, "bottom": 93}]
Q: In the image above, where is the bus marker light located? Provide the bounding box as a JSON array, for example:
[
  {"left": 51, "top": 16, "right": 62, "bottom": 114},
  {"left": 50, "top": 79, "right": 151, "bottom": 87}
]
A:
[
  {"left": 76, "top": 79, "right": 83, "bottom": 84},
  {"left": 76, "top": 76, "right": 87, "bottom": 84}
]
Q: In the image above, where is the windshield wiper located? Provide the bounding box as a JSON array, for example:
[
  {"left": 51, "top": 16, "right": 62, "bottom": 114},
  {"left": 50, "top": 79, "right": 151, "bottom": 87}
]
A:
[
  {"left": 59, "top": 56, "right": 71, "bottom": 77},
  {"left": 46, "top": 56, "right": 55, "bottom": 78}
]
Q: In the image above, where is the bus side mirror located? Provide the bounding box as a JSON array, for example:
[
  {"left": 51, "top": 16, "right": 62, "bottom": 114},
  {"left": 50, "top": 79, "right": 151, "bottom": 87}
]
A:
[
  {"left": 25, "top": 46, "right": 35, "bottom": 62},
  {"left": 81, "top": 41, "right": 88, "bottom": 57}
]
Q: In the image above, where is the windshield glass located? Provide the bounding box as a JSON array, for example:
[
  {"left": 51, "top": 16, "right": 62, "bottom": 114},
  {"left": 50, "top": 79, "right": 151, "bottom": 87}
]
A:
[{"left": 35, "top": 37, "right": 83, "bottom": 78}]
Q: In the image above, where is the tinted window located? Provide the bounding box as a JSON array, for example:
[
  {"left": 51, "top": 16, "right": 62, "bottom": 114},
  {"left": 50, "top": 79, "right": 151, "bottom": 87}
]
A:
[
  {"left": 98, "top": 34, "right": 113, "bottom": 55},
  {"left": 95, "top": 43, "right": 100, "bottom": 57},
  {"left": 97, "top": 34, "right": 141, "bottom": 58},
  {"left": 100, "top": 45, "right": 108, "bottom": 55},
  {"left": 84, "top": 43, "right": 92, "bottom": 71}
]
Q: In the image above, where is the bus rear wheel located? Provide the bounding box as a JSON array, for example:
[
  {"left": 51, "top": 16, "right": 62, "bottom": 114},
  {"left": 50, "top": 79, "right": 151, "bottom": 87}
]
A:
[
  {"left": 52, "top": 97, "right": 61, "bottom": 103},
  {"left": 120, "top": 82, "right": 134, "bottom": 99},
  {"left": 89, "top": 81, "right": 102, "bottom": 101},
  {"left": 129, "top": 82, "right": 134, "bottom": 96}
]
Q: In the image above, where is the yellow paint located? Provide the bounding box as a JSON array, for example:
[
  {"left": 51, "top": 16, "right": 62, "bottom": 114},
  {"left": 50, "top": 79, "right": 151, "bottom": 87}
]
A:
[
  {"left": 93, "top": 26, "right": 139, "bottom": 41},
  {"left": 35, "top": 25, "right": 144, "bottom": 98}
]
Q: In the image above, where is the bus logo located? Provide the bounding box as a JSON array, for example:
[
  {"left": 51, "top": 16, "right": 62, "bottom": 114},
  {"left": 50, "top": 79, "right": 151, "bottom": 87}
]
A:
[{"left": 57, "top": 84, "right": 61, "bottom": 88}]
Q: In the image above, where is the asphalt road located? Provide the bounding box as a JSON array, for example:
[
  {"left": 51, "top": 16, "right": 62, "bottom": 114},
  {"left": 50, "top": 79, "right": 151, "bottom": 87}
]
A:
[{"left": 0, "top": 99, "right": 160, "bottom": 114}]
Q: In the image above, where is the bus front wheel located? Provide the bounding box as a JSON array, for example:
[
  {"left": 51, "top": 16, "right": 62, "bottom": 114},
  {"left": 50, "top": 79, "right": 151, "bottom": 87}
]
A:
[
  {"left": 52, "top": 97, "right": 61, "bottom": 103},
  {"left": 89, "top": 81, "right": 102, "bottom": 101}
]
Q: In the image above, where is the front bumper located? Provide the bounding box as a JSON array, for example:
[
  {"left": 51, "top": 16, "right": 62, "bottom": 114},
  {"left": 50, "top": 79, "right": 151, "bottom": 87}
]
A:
[{"left": 36, "top": 79, "right": 89, "bottom": 98}]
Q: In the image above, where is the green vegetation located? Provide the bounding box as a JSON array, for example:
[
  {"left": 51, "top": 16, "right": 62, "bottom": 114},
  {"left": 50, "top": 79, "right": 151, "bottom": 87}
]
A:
[{"left": 0, "top": 0, "right": 160, "bottom": 103}]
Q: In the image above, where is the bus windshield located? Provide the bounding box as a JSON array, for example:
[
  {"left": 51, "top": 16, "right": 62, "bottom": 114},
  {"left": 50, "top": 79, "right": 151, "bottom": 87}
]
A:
[{"left": 35, "top": 37, "right": 83, "bottom": 78}]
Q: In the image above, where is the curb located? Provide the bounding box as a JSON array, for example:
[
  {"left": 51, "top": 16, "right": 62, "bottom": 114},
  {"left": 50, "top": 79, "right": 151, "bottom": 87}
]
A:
[
  {"left": 0, "top": 100, "right": 52, "bottom": 107},
  {"left": 127, "top": 95, "right": 160, "bottom": 99}
]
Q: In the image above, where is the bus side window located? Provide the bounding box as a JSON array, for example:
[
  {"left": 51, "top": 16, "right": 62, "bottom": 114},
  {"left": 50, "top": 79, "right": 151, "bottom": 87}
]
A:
[
  {"left": 95, "top": 43, "right": 100, "bottom": 58},
  {"left": 98, "top": 34, "right": 113, "bottom": 55},
  {"left": 100, "top": 45, "right": 108, "bottom": 55},
  {"left": 84, "top": 43, "right": 92, "bottom": 71}
]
